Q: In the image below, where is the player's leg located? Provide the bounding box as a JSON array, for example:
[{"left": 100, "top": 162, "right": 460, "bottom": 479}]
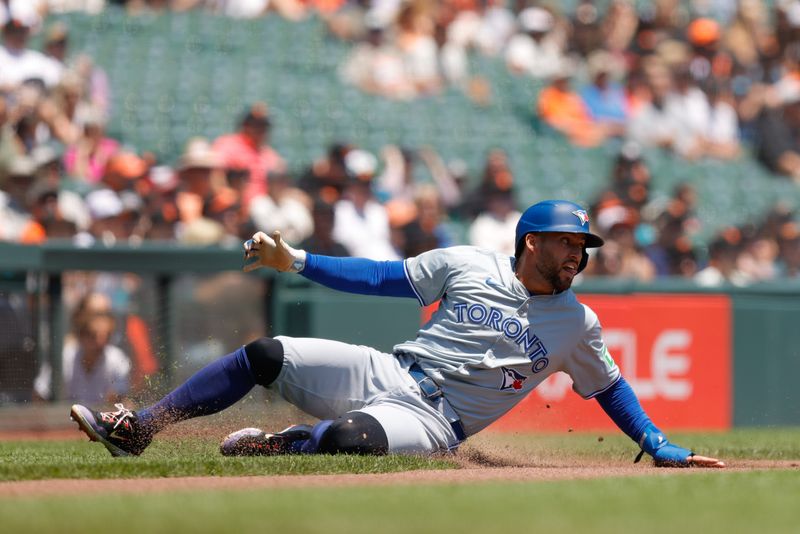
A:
[
  {"left": 70, "top": 337, "right": 284, "bottom": 457},
  {"left": 222, "top": 337, "right": 459, "bottom": 456}
]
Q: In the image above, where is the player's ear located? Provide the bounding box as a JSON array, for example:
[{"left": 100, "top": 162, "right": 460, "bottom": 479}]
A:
[{"left": 525, "top": 233, "right": 537, "bottom": 252}]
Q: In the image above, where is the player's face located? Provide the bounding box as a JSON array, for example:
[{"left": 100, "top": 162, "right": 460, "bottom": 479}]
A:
[{"left": 533, "top": 233, "right": 585, "bottom": 292}]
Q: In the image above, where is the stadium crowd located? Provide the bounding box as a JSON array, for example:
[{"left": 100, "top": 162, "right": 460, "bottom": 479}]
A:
[{"left": 2, "top": 0, "right": 800, "bottom": 290}]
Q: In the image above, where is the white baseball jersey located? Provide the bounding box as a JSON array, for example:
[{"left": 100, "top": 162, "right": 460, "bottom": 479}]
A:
[{"left": 396, "top": 246, "right": 619, "bottom": 436}]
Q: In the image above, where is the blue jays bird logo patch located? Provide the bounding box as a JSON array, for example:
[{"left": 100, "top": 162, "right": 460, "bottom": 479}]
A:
[
  {"left": 500, "top": 366, "right": 527, "bottom": 391},
  {"left": 572, "top": 209, "right": 589, "bottom": 225}
]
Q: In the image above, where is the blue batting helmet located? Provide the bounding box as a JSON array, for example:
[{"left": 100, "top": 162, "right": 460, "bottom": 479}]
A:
[{"left": 515, "top": 199, "right": 604, "bottom": 258}]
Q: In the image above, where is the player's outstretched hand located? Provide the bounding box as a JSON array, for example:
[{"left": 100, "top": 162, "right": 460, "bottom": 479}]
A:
[
  {"left": 243, "top": 231, "right": 306, "bottom": 273},
  {"left": 684, "top": 454, "right": 726, "bottom": 468},
  {"left": 650, "top": 442, "right": 726, "bottom": 468}
]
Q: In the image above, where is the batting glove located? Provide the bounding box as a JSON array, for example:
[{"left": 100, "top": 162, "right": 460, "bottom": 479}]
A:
[
  {"left": 635, "top": 425, "right": 694, "bottom": 467},
  {"left": 243, "top": 230, "right": 306, "bottom": 273}
]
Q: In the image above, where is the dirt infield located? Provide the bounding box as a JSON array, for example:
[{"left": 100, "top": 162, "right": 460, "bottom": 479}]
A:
[{"left": 1, "top": 458, "right": 797, "bottom": 498}]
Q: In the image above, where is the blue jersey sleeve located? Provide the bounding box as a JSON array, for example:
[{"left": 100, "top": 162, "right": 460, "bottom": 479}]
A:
[
  {"left": 594, "top": 376, "right": 652, "bottom": 442},
  {"left": 299, "top": 253, "right": 417, "bottom": 299},
  {"left": 595, "top": 376, "right": 694, "bottom": 465}
]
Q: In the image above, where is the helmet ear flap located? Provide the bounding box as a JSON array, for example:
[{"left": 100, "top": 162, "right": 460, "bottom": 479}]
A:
[{"left": 577, "top": 247, "right": 589, "bottom": 273}]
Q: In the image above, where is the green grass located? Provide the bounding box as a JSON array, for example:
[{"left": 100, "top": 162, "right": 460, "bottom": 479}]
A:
[
  {"left": 3, "top": 428, "right": 799, "bottom": 481},
  {"left": 2, "top": 471, "right": 799, "bottom": 533},
  {"left": 468, "top": 427, "right": 800, "bottom": 462},
  {"left": 2, "top": 428, "right": 799, "bottom": 533},
  {"left": 0, "top": 438, "right": 456, "bottom": 481}
]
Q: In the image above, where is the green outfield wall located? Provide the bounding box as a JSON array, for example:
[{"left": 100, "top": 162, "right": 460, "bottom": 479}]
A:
[{"left": 1, "top": 243, "right": 798, "bottom": 427}]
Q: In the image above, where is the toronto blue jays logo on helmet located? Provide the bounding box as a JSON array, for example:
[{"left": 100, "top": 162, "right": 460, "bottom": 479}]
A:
[
  {"left": 572, "top": 209, "right": 589, "bottom": 226},
  {"left": 500, "top": 366, "right": 527, "bottom": 391}
]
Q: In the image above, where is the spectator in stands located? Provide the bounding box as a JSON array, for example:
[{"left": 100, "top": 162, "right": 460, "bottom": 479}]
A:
[
  {"left": 30, "top": 143, "right": 91, "bottom": 235},
  {"left": 703, "top": 80, "right": 741, "bottom": 160},
  {"left": 377, "top": 144, "right": 418, "bottom": 203},
  {"left": 175, "top": 137, "right": 221, "bottom": 220},
  {"left": 595, "top": 207, "right": 656, "bottom": 281},
  {"left": 339, "top": 14, "right": 416, "bottom": 100},
  {"left": 25, "top": 179, "right": 77, "bottom": 241},
  {"left": 459, "top": 148, "right": 513, "bottom": 219},
  {"left": 737, "top": 226, "right": 779, "bottom": 282},
  {"left": 580, "top": 49, "right": 628, "bottom": 130},
  {"left": 299, "top": 142, "right": 352, "bottom": 203},
  {"left": 0, "top": 156, "right": 45, "bottom": 243},
  {"left": 505, "top": 6, "right": 566, "bottom": 79},
  {"left": 601, "top": 0, "right": 638, "bottom": 54},
  {"left": 753, "top": 90, "right": 800, "bottom": 180},
  {"left": 249, "top": 172, "right": 313, "bottom": 244},
  {"left": 571, "top": 0, "right": 603, "bottom": 57},
  {"left": 686, "top": 18, "right": 733, "bottom": 87},
  {"left": 445, "top": 0, "right": 515, "bottom": 58},
  {"left": 395, "top": 3, "right": 441, "bottom": 95},
  {"left": 537, "top": 62, "right": 615, "bottom": 147},
  {"left": 79, "top": 152, "right": 146, "bottom": 245},
  {"left": 695, "top": 230, "right": 750, "bottom": 286},
  {"left": 468, "top": 189, "right": 519, "bottom": 255},
  {"left": 606, "top": 142, "right": 651, "bottom": 208},
  {"left": 397, "top": 184, "right": 453, "bottom": 257},
  {"left": 332, "top": 149, "right": 399, "bottom": 259},
  {"left": 627, "top": 60, "right": 696, "bottom": 156},
  {"left": 34, "top": 300, "right": 131, "bottom": 403},
  {"left": 723, "top": 0, "right": 772, "bottom": 74},
  {"left": 0, "top": 16, "right": 62, "bottom": 91},
  {"left": 63, "top": 107, "right": 119, "bottom": 183},
  {"left": 299, "top": 199, "right": 349, "bottom": 256},
  {"left": 212, "top": 102, "right": 286, "bottom": 207},
  {"left": 416, "top": 146, "right": 465, "bottom": 213}
]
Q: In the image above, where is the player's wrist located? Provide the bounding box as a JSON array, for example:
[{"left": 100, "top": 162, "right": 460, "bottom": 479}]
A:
[
  {"left": 284, "top": 247, "right": 306, "bottom": 273},
  {"left": 637, "top": 424, "right": 693, "bottom": 466}
]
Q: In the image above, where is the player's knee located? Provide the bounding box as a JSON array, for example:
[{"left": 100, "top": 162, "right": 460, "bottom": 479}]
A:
[
  {"left": 243, "top": 337, "right": 284, "bottom": 386},
  {"left": 317, "top": 412, "right": 389, "bottom": 455}
]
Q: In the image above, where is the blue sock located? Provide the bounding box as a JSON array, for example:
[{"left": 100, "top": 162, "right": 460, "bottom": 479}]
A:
[{"left": 137, "top": 347, "right": 256, "bottom": 435}]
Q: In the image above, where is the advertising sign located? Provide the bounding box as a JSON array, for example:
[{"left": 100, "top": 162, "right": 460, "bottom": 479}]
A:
[{"left": 490, "top": 294, "right": 732, "bottom": 432}]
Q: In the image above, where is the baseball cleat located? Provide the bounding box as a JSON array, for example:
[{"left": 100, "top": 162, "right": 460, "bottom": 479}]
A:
[
  {"left": 219, "top": 424, "right": 313, "bottom": 456},
  {"left": 70, "top": 403, "right": 152, "bottom": 457}
]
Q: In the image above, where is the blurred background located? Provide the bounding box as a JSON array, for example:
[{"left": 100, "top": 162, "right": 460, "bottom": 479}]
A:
[{"left": 1, "top": 0, "right": 799, "bottom": 432}]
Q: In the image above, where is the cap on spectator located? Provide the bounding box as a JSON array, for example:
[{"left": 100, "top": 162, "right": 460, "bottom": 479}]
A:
[
  {"left": 619, "top": 141, "right": 643, "bottom": 163},
  {"left": 586, "top": 50, "right": 622, "bottom": 80},
  {"left": 344, "top": 149, "right": 377, "bottom": 180},
  {"left": 519, "top": 7, "right": 554, "bottom": 33},
  {"left": 178, "top": 137, "right": 220, "bottom": 171},
  {"left": 149, "top": 165, "right": 179, "bottom": 192},
  {"left": 105, "top": 152, "right": 147, "bottom": 180},
  {"left": 241, "top": 102, "right": 271, "bottom": 127},
  {"left": 596, "top": 202, "right": 637, "bottom": 233},
  {"left": 86, "top": 189, "right": 124, "bottom": 220},
  {"left": 8, "top": 156, "right": 37, "bottom": 178},
  {"left": 687, "top": 18, "right": 720, "bottom": 46},
  {"left": 45, "top": 22, "right": 69, "bottom": 44}
]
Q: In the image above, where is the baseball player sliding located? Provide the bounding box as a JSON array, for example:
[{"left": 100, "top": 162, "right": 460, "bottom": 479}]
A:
[{"left": 71, "top": 200, "right": 724, "bottom": 467}]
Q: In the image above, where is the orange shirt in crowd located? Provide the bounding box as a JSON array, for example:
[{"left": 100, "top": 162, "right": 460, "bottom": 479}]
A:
[
  {"left": 537, "top": 85, "right": 606, "bottom": 147},
  {"left": 212, "top": 133, "right": 286, "bottom": 207}
]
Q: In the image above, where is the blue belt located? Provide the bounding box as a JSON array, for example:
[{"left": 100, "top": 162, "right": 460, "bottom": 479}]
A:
[{"left": 408, "top": 363, "right": 467, "bottom": 442}]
